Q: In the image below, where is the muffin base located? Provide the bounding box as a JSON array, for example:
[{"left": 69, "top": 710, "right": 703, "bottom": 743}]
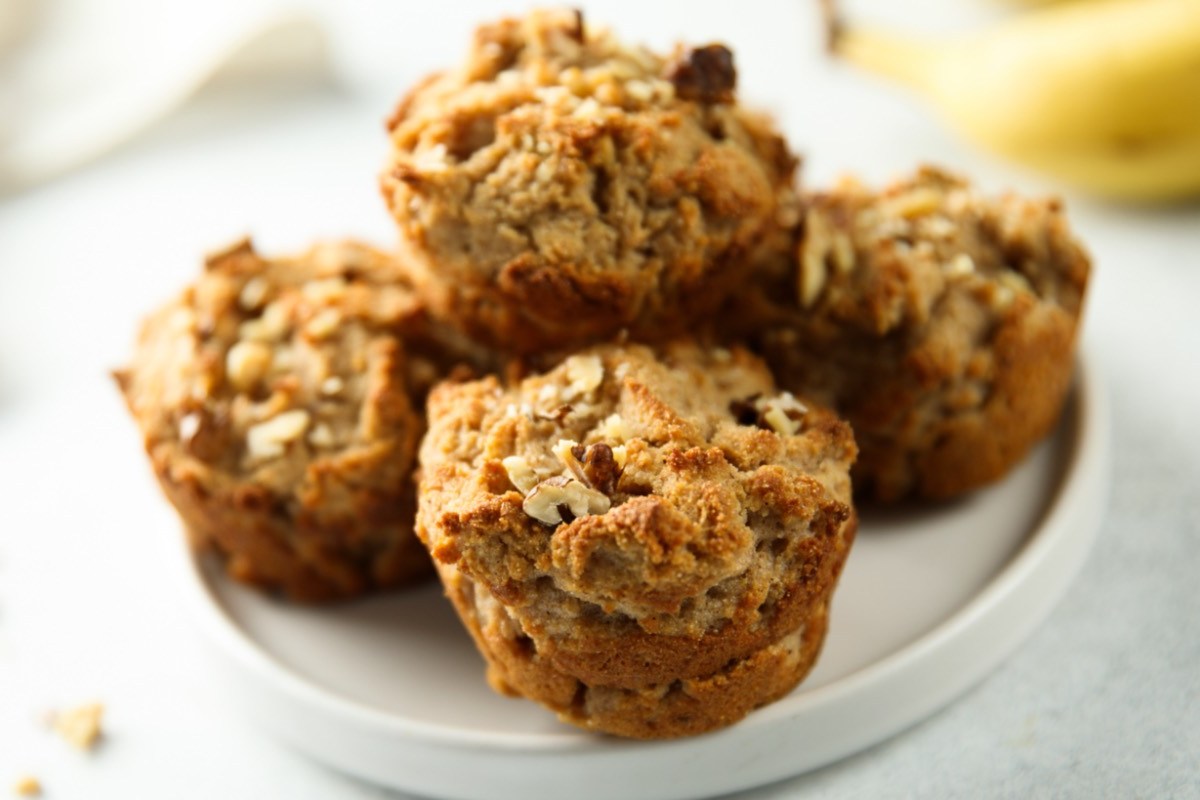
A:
[{"left": 433, "top": 511, "right": 856, "bottom": 739}]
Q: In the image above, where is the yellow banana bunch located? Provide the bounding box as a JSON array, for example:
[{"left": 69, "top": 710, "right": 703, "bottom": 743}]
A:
[{"left": 829, "top": 0, "right": 1200, "bottom": 201}]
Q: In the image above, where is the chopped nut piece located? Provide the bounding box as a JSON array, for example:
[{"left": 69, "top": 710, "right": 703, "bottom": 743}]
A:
[
  {"left": 502, "top": 455, "right": 541, "bottom": 494},
  {"left": 573, "top": 97, "right": 603, "bottom": 120},
  {"left": 320, "top": 376, "right": 344, "bottom": 396},
  {"left": 504, "top": 402, "right": 534, "bottom": 419},
  {"left": 549, "top": 440, "right": 625, "bottom": 493},
  {"left": 52, "top": 702, "right": 104, "bottom": 751},
  {"left": 305, "top": 308, "right": 342, "bottom": 340},
  {"left": 246, "top": 409, "right": 310, "bottom": 460},
  {"left": 998, "top": 271, "right": 1032, "bottom": 294},
  {"left": 624, "top": 78, "right": 653, "bottom": 102},
  {"left": 876, "top": 215, "right": 912, "bottom": 241},
  {"left": 238, "top": 302, "right": 288, "bottom": 342},
  {"left": 522, "top": 475, "right": 611, "bottom": 526},
  {"left": 666, "top": 44, "right": 737, "bottom": 103},
  {"left": 731, "top": 392, "right": 808, "bottom": 435},
  {"left": 566, "top": 7, "right": 584, "bottom": 42},
  {"left": 564, "top": 354, "right": 604, "bottom": 399},
  {"left": 178, "top": 412, "right": 201, "bottom": 442},
  {"left": 762, "top": 405, "right": 800, "bottom": 436},
  {"left": 178, "top": 408, "right": 228, "bottom": 460},
  {"left": 552, "top": 439, "right": 587, "bottom": 483},
  {"left": 884, "top": 187, "right": 943, "bottom": 219},
  {"left": 596, "top": 412, "right": 633, "bottom": 442},
  {"left": 534, "top": 404, "right": 574, "bottom": 424},
  {"left": 307, "top": 422, "right": 335, "bottom": 449},
  {"left": 238, "top": 277, "right": 269, "bottom": 311},
  {"left": 225, "top": 341, "right": 271, "bottom": 391},
  {"left": 768, "top": 392, "right": 808, "bottom": 417},
  {"left": 800, "top": 210, "right": 833, "bottom": 308},
  {"left": 301, "top": 277, "right": 348, "bottom": 304},
  {"left": 922, "top": 214, "right": 957, "bottom": 239},
  {"left": 13, "top": 775, "right": 41, "bottom": 797},
  {"left": 800, "top": 247, "right": 828, "bottom": 308},
  {"left": 611, "top": 444, "right": 628, "bottom": 470},
  {"left": 947, "top": 253, "right": 976, "bottom": 276},
  {"left": 579, "top": 442, "right": 621, "bottom": 495},
  {"left": 272, "top": 346, "right": 295, "bottom": 372}
]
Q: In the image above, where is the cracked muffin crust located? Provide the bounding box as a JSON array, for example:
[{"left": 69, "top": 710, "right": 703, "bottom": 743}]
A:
[
  {"left": 381, "top": 8, "right": 798, "bottom": 353},
  {"left": 416, "top": 342, "right": 857, "bottom": 738},
  {"left": 727, "top": 166, "right": 1091, "bottom": 502},
  {"left": 116, "top": 239, "right": 481, "bottom": 602}
]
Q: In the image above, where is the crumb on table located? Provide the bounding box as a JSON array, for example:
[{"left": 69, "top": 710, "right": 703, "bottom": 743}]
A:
[
  {"left": 52, "top": 702, "right": 104, "bottom": 751},
  {"left": 12, "top": 775, "right": 41, "bottom": 796}
]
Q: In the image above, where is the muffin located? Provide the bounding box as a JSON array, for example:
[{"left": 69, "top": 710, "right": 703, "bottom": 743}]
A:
[
  {"left": 116, "top": 238, "right": 481, "bottom": 602},
  {"left": 381, "top": 8, "right": 798, "bottom": 354},
  {"left": 416, "top": 342, "right": 857, "bottom": 738},
  {"left": 729, "top": 166, "right": 1090, "bottom": 502}
]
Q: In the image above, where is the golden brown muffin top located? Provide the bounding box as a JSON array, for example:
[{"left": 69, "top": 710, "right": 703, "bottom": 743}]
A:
[
  {"left": 115, "top": 239, "right": 424, "bottom": 501},
  {"left": 792, "top": 165, "right": 1090, "bottom": 336},
  {"left": 418, "top": 342, "right": 855, "bottom": 639},
  {"left": 381, "top": 9, "right": 797, "bottom": 349}
]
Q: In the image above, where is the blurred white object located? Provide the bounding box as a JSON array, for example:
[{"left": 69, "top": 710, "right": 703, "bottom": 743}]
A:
[
  {"left": 0, "top": 0, "right": 329, "bottom": 190},
  {"left": 0, "top": 0, "right": 35, "bottom": 53}
]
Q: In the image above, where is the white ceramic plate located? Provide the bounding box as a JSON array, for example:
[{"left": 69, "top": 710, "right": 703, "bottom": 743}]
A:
[{"left": 179, "top": 356, "right": 1110, "bottom": 800}]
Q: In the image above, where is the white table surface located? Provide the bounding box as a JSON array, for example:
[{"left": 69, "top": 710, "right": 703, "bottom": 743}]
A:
[{"left": 1, "top": 1, "right": 1198, "bottom": 797}]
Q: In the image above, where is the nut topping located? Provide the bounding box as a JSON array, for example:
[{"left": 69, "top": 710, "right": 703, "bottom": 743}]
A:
[
  {"left": 320, "top": 376, "right": 345, "bottom": 396},
  {"left": 238, "top": 302, "right": 288, "bottom": 343},
  {"left": 305, "top": 307, "right": 342, "bottom": 340},
  {"left": 534, "top": 404, "right": 574, "bottom": 424},
  {"left": 178, "top": 408, "right": 228, "bottom": 461},
  {"left": 799, "top": 210, "right": 832, "bottom": 308},
  {"left": 563, "top": 354, "right": 604, "bottom": 399},
  {"left": 883, "top": 186, "right": 943, "bottom": 219},
  {"left": 238, "top": 277, "right": 270, "bottom": 311},
  {"left": 731, "top": 392, "right": 808, "bottom": 435},
  {"left": 762, "top": 404, "right": 801, "bottom": 436},
  {"left": 666, "top": 44, "right": 737, "bottom": 104},
  {"left": 578, "top": 442, "right": 621, "bottom": 495},
  {"left": 502, "top": 455, "right": 541, "bottom": 493},
  {"left": 552, "top": 438, "right": 587, "bottom": 482},
  {"left": 596, "top": 412, "right": 633, "bottom": 442},
  {"left": 301, "top": 277, "right": 347, "bottom": 304},
  {"left": 566, "top": 7, "right": 584, "bottom": 43},
  {"left": 225, "top": 341, "right": 271, "bottom": 391},
  {"left": 522, "top": 475, "right": 611, "bottom": 527},
  {"left": 947, "top": 253, "right": 976, "bottom": 277},
  {"left": 246, "top": 409, "right": 310, "bottom": 460},
  {"left": 308, "top": 422, "right": 336, "bottom": 449}
]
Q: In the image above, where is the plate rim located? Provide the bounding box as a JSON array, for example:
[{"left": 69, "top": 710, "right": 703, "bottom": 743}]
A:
[{"left": 176, "top": 352, "right": 1110, "bottom": 793}]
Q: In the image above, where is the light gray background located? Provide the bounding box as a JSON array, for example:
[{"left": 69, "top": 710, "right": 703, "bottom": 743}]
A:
[{"left": 1, "top": 1, "right": 1197, "bottom": 797}]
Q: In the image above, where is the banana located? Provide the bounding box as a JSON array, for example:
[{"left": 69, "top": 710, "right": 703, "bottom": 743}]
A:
[{"left": 828, "top": 0, "right": 1200, "bottom": 201}]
